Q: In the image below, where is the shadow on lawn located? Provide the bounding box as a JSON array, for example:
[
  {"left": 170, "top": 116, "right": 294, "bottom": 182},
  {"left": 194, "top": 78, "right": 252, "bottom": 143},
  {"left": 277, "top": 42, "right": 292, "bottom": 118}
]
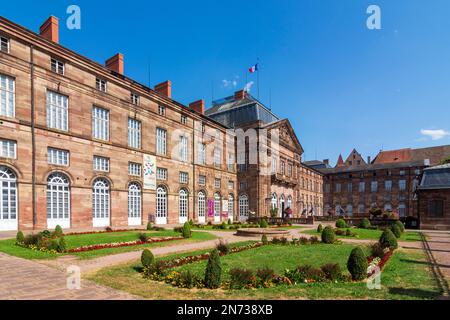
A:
[
  {"left": 400, "top": 258, "right": 450, "bottom": 270},
  {"left": 388, "top": 287, "right": 441, "bottom": 299}
]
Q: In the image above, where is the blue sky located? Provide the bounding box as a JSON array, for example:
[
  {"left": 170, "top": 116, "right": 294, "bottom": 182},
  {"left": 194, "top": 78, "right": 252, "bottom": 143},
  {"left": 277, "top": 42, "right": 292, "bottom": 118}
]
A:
[{"left": 2, "top": 0, "right": 450, "bottom": 165}]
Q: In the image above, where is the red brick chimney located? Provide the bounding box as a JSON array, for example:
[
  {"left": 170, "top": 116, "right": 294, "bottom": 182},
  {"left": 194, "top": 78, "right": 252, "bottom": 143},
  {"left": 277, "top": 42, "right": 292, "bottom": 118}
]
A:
[
  {"left": 155, "top": 81, "right": 172, "bottom": 98},
  {"left": 39, "top": 16, "right": 59, "bottom": 43},
  {"left": 189, "top": 99, "right": 205, "bottom": 115},
  {"left": 234, "top": 90, "right": 246, "bottom": 100},
  {"left": 105, "top": 53, "right": 124, "bottom": 75}
]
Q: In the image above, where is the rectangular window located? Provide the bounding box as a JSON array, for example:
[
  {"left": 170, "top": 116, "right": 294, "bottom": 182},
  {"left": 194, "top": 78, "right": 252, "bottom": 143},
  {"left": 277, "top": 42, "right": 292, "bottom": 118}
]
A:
[
  {"left": 359, "top": 182, "right": 365, "bottom": 192},
  {"left": 371, "top": 181, "right": 378, "bottom": 192},
  {"left": 288, "top": 164, "right": 293, "bottom": 177},
  {"left": 128, "top": 162, "right": 142, "bottom": 176},
  {"left": 158, "top": 105, "right": 165, "bottom": 116},
  {"left": 51, "top": 58, "right": 64, "bottom": 75},
  {"left": 0, "top": 139, "right": 16, "bottom": 159},
  {"left": 280, "top": 161, "right": 285, "bottom": 175},
  {"left": 240, "top": 181, "right": 247, "bottom": 190},
  {"left": 179, "top": 136, "right": 188, "bottom": 162},
  {"left": 93, "top": 156, "right": 109, "bottom": 172},
  {"left": 128, "top": 118, "right": 141, "bottom": 149},
  {"left": 400, "top": 170, "right": 405, "bottom": 176},
  {"left": 429, "top": 200, "right": 444, "bottom": 217},
  {"left": 214, "top": 178, "right": 221, "bottom": 189},
  {"left": 179, "top": 172, "right": 189, "bottom": 184},
  {"left": 228, "top": 181, "right": 234, "bottom": 190},
  {"left": 0, "top": 74, "right": 15, "bottom": 118},
  {"left": 385, "top": 180, "right": 392, "bottom": 192},
  {"left": 181, "top": 115, "right": 187, "bottom": 125},
  {"left": 237, "top": 151, "right": 247, "bottom": 172},
  {"left": 198, "top": 143, "right": 206, "bottom": 165},
  {"left": 399, "top": 180, "right": 407, "bottom": 191},
  {"left": 47, "top": 91, "right": 68, "bottom": 131},
  {"left": 347, "top": 183, "right": 352, "bottom": 192},
  {"left": 199, "top": 175, "right": 206, "bottom": 186},
  {"left": 130, "top": 93, "right": 139, "bottom": 105},
  {"left": 157, "top": 168, "right": 167, "bottom": 180},
  {"left": 0, "top": 36, "right": 10, "bottom": 53},
  {"left": 92, "top": 106, "right": 109, "bottom": 141},
  {"left": 156, "top": 128, "right": 167, "bottom": 156},
  {"left": 48, "top": 148, "right": 69, "bottom": 166},
  {"left": 227, "top": 152, "right": 234, "bottom": 171},
  {"left": 325, "top": 183, "right": 330, "bottom": 193},
  {"left": 335, "top": 183, "right": 341, "bottom": 193},
  {"left": 214, "top": 148, "right": 221, "bottom": 167},
  {"left": 96, "top": 78, "right": 107, "bottom": 92}
]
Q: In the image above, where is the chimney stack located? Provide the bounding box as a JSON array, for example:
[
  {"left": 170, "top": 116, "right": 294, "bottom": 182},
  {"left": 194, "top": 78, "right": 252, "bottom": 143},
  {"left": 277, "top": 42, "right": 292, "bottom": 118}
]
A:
[
  {"left": 39, "top": 16, "right": 59, "bottom": 43},
  {"left": 323, "top": 159, "right": 329, "bottom": 166},
  {"left": 234, "top": 90, "right": 246, "bottom": 100},
  {"left": 105, "top": 53, "right": 124, "bottom": 75},
  {"left": 367, "top": 156, "right": 371, "bottom": 164},
  {"left": 189, "top": 99, "right": 205, "bottom": 115},
  {"left": 155, "top": 81, "right": 172, "bottom": 98}
]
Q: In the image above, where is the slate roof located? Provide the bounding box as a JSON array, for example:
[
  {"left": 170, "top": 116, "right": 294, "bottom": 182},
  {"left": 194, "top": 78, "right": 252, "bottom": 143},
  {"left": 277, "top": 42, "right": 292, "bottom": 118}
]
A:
[{"left": 418, "top": 164, "right": 450, "bottom": 190}]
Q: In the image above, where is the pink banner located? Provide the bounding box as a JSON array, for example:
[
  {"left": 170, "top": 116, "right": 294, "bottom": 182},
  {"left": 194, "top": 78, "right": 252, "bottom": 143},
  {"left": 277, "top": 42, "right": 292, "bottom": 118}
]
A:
[{"left": 207, "top": 199, "right": 214, "bottom": 217}]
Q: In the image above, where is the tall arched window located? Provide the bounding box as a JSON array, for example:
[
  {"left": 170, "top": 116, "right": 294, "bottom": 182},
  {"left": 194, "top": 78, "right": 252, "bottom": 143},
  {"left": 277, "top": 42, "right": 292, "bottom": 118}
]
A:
[
  {"left": 198, "top": 191, "right": 206, "bottom": 223},
  {"left": 271, "top": 193, "right": 277, "bottom": 210},
  {"left": 47, "top": 173, "right": 70, "bottom": 228},
  {"left": 156, "top": 186, "right": 168, "bottom": 224},
  {"left": 279, "top": 195, "right": 285, "bottom": 217},
  {"left": 214, "top": 193, "right": 221, "bottom": 222},
  {"left": 128, "top": 182, "right": 141, "bottom": 226},
  {"left": 179, "top": 189, "right": 188, "bottom": 224},
  {"left": 0, "top": 166, "right": 17, "bottom": 231},
  {"left": 287, "top": 195, "right": 292, "bottom": 209},
  {"left": 92, "top": 178, "right": 110, "bottom": 227},
  {"left": 228, "top": 194, "right": 234, "bottom": 222},
  {"left": 239, "top": 194, "right": 249, "bottom": 221}
]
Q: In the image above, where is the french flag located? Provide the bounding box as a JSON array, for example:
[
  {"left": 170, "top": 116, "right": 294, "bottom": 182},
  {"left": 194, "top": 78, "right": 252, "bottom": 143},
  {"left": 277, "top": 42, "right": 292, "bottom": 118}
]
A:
[{"left": 249, "top": 63, "right": 258, "bottom": 73}]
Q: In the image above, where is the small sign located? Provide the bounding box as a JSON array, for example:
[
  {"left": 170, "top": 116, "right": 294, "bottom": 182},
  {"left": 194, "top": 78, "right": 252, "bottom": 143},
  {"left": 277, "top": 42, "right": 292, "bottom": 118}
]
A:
[
  {"left": 143, "top": 154, "right": 156, "bottom": 190},
  {"left": 207, "top": 199, "right": 214, "bottom": 217}
]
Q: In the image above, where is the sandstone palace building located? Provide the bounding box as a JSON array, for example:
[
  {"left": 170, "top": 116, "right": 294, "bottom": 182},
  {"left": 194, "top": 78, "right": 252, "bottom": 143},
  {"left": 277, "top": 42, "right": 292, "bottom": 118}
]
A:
[{"left": 0, "top": 15, "right": 323, "bottom": 231}]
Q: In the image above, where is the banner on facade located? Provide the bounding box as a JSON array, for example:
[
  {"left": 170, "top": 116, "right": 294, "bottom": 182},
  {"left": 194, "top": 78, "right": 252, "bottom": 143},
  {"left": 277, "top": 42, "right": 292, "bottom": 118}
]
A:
[
  {"left": 143, "top": 154, "right": 156, "bottom": 190},
  {"left": 222, "top": 199, "right": 229, "bottom": 217},
  {"left": 207, "top": 199, "right": 214, "bottom": 217}
]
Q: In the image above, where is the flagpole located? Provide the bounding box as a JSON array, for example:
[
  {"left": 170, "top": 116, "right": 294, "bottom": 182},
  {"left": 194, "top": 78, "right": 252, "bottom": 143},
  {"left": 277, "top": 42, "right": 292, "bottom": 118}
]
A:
[{"left": 257, "top": 58, "right": 260, "bottom": 100}]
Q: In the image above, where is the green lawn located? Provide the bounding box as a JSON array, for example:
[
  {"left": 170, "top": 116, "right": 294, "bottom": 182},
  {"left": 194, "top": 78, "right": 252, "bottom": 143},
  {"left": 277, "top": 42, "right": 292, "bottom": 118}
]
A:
[
  {"left": 88, "top": 244, "right": 441, "bottom": 300},
  {"left": 0, "top": 231, "right": 216, "bottom": 260},
  {"left": 191, "top": 225, "right": 305, "bottom": 232},
  {"left": 302, "top": 228, "right": 422, "bottom": 241}
]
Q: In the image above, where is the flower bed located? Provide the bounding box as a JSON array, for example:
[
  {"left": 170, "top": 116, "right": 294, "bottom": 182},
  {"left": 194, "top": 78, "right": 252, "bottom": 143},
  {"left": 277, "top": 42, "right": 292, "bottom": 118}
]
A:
[
  {"left": 64, "top": 228, "right": 146, "bottom": 236},
  {"left": 367, "top": 250, "right": 394, "bottom": 277},
  {"left": 67, "top": 236, "right": 183, "bottom": 253}
]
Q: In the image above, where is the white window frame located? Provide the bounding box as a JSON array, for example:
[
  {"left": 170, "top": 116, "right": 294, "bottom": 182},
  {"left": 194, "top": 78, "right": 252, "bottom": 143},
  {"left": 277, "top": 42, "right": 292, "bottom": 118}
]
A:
[
  {"left": 48, "top": 148, "right": 69, "bottom": 166},
  {"left": 239, "top": 194, "right": 249, "bottom": 221},
  {"left": 399, "top": 180, "right": 407, "bottom": 191},
  {"left": 96, "top": 78, "right": 107, "bottom": 92},
  {"left": 157, "top": 167, "right": 167, "bottom": 181},
  {"left": 92, "top": 106, "right": 109, "bottom": 141},
  {"left": 0, "top": 139, "right": 16, "bottom": 159},
  {"left": 371, "top": 181, "right": 378, "bottom": 193},
  {"left": 198, "top": 191, "right": 206, "bottom": 223},
  {"left": 0, "top": 36, "right": 10, "bottom": 53},
  {"left": 228, "top": 181, "right": 234, "bottom": 190},
  {"left": 92, "top": 178, "right": 110, "bottom": 227},
  {"left": 179, "top": 172, "right": 189, "bottom": 184},
  {"left": 198, "top": 143, "right": 206, "bottom": 165},
  {"left": 0, "top": 74, "right": 15, "bottom": 118},
  {"left": 179, "top": 189, "right": 188, "bottom": 224},
  {"left": 214, "top": 193, "right": 221, "bottom": 222},
  {"left": 128, "top": 118, "right": 141, "bottom": 149},
  {"left": 93, "top": 156, "right": 110, "bottom": 172},
  {"left": 128, "top": 162, "right": 142, "bottom": 176},
  {"left": 128, "top": 183, "right": 142, "bottom": 226},
  {"left": 181, "top": 114, "right": 187, "bottom": 125},
  {"left": 47, "top": 91, "right": 68, "bottom": 131},
  {"left": 199, "top": 175, "right": 206, "bottom": 186},
  {"left": 130, "top": 93, "right": 140, "bottom": 105},
  {"left": 156, "top": 186, "right": 167, "bottom": 224},
  {"left": 51, "top": 58, "right": 65, "bottom": 75},
  {"left": 214, "top": 148, "right": 222, "bottom": 167},
  {"left": 158, "top": 105, "right": 165, "bottom": 116},
  {"left": 0, "top": 166, "right": 17, "bottom": 231},
  {"left": 46, "top": 173, "right": 70, "bottom": 229},
  {"left": 156, "top": 128, "right": 167, "bottom": 156},
  {"left": 179, "top": 135, "right": 188, "bottom": 162},
  {"left": 214, "top": 178, "right": 221, "bottom": 189},
  {"left": 228, "top": 194, "right": 234, "bottom": 221},
  {"left": 385, "top": 180, "right": 392, "bottom": 192}
]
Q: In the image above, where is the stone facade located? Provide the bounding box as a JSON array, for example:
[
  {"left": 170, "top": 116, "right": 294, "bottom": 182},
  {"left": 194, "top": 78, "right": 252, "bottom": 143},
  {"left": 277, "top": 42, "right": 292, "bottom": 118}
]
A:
[
  {"left": 418, "top": 189, "right": 450, "bottom": 230},
  {"left": 0, "top": 16, "right": 238, "bottom": 231}
]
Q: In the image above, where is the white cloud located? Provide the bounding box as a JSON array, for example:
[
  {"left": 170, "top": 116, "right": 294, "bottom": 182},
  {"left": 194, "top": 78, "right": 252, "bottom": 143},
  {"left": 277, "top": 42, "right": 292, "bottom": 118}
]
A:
[
  {"left": 420, "top": 129, "right": 450, "bottom": 140},
  {"left": 222, "top": 78, "right": 238, "bottom": 89},
  {"left": 244, "top": 81, "right": 254, "bottom": 92}
]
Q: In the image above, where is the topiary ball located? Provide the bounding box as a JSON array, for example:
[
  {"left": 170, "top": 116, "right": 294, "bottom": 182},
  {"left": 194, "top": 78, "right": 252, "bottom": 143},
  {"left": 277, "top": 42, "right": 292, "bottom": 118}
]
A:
[
  {"left": 16, "top": 231, "right": 25, "bottom": 244},
  {"left": 336, "top": 219, "right": 347, "bottom": 229},
  {"left": 321, "top": 226, "right": 336, "bottom": 244},
  {"left": 390, "top": 224, "right": 402, "bottom": 239},
  {"left": 54, "top": 225, "right": 63, "bottom": 237},
  {"left": 379, "top": 229, "right": 398, "bottom": 250},
  {"left": 347, "top": 247, "right": 368, "bottom": 281},
  {"left": 317, "top": 224, "right": 323, "bottom": 233},
  {"left": 359, "top": 218, "right": 371, "bottom": 229},
  {"left": 141, "top": 249, "right": 155, "bottom": 268},
  {"left": 182, "top": 222, "right": 192, "bottom": 238},
  {"left": 146, "top": 222, "right": 153, "bottom": 231}
]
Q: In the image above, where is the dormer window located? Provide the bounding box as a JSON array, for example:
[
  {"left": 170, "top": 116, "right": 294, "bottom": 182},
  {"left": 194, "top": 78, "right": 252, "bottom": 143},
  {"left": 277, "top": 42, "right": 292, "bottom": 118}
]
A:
[
  {"left": 0, "top": 36, "right": 10, "bottom": 53},
  {"left": 51, "top": 58, "right": 64, "bottom": 75},
  {"left": 131, "top": 93, "right": 139, "bottom": 105},
  {"left": 96, "top": 78, "right": 107, "bottom": 92},
  {"left": 158, "top": 105, "right": 165, "bottom": 116}
]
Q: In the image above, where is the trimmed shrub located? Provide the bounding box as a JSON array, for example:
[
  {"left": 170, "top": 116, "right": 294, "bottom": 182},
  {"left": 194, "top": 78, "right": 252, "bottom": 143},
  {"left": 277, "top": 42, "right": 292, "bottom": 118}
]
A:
[
  {"left": 146, "top": 222, "right": 153, "bottom": 231},
  {"left": 309, "top": 236, "right": 320, "bottom": 244},
  {"left": 216, "top": 240, "right": 230, "bottom": 255},
  {"left": 261, "top": 234, "right": 269, "bottom": 245},
  {"left": 182, "top": 222, "right": 192, "bottom": 238},
  {"left": 47, "top": 239, "right": 59, "bottom": 252},
  {"left": 321, "top": 263, "right": 342, "bottom": 281},
  {"left": 16, "top": 231, "right": 25, "bottom": 244},
  {"left": 141, "top": 249, "right": 155, "bottom": 268},
  {"left": 189, "top": 219, "right": 195, "bottom": 226},
  {"left": 394, "top": 220, "right": 405, "bottom": 233},
  {"left": 57, "top": 237, "right": 66, "bottom": 253},
  {"left": 317, "top": 224, "right": 323, "bottom": 233},
  {"left": 180, "top": 270, "right": 197, "bottom": 289},
  {"left": 347, "top": 247, "right": 368, "bottom": 281},
  {"left": 259, "top": 219, "right": 268, "bottom": 228},
  {"left": 321, "top": 226, "right": 336, "bottom": 244},
  {"left": 204, "top": 249, "right": 222, "bottom": 289},
  {"left": 271, "top": 237, "right": 281, "bottom": 245},
  {"left": 390, "top": 224, "right": 402, "bottom": 239},
  {"left": 336, "top": 219, "right": 347, "bottom": 229},
  {"left": 54, "top": 225, "right": 63, "bottom": 237},
  {"left": 359, "top": 218, "right": 371, "bottom": 229},
  {"left": 139, "top": 233, "right": 149, "bottom": 242},
  {"left": 227, "top": 218, "right": 232, "bottom": 225},
  {"left": 229, "top": 268, "right": 254, "bottom": 289},
  {"left": 369, "top": 242, "right": 386, "bottom": 259},
  {"left": 299, "top": 237, "right": 309, "bottom": 245},
  {"left": 379, "top": 229, "right": 398, "bottom": 250},
  {"left": 40, "top": 230, "right": 52, "bottom": 238},
  {"left": 24, "top": 233, "right": 41, "bottom": 246}
]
